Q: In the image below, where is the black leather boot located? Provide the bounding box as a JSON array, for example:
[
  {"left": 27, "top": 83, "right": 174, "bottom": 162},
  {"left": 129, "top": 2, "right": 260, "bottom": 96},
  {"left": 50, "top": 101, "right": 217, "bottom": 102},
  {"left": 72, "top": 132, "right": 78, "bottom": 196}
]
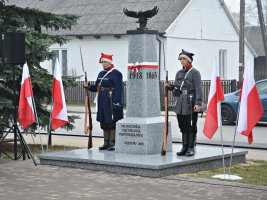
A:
[
  {"left": 108, "top": 129, "right": 115, "bottom": 151},
  {"left": 177, "top": 132, "right": 188, "bottom": 156},
  {"left": 99, "top": 139, "right": 109, "bottom": 150},
  {"left": 99, "top": 130, "right": 110, "bottom": 150},
  {"left": 185, "top": 133, "right": 195, "bottom": 157},
  {"left": 108, "top": 140, "right": 115, "bottom": 151}
]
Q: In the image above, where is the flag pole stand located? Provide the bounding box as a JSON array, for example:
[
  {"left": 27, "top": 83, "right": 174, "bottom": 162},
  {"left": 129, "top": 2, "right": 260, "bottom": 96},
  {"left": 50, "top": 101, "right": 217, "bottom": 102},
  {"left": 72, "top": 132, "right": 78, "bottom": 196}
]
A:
[
  {"left": 211, "top": 104, "right": 243, "bottom": 181},
  {"left": 221, "top": 102, "right": 243, "bottom": 180},
  {"left": 0, "top": 65, "right": 37, "bottom": 165},
  {"left": 32, "top": 97, "right": 44, "bottom": 154},
  {"left": 212, "top": 103, "right": 226, "bottom": 179},
  {"left": 213, "top": 102, "right": 242, "bottom": 180},
  {"left": 211, "top": 123, "right": 242, "bottom": 180}
]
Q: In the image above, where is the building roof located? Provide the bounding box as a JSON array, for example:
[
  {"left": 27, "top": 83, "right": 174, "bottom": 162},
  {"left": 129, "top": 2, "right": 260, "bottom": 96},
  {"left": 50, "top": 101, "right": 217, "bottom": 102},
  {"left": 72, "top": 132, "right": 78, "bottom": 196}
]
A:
[
  {"left": 8, "top": 0, "right": 190, "bottom": 36},
  {"left": 245, "top": 26, "right": 265, "bottom": 57}
]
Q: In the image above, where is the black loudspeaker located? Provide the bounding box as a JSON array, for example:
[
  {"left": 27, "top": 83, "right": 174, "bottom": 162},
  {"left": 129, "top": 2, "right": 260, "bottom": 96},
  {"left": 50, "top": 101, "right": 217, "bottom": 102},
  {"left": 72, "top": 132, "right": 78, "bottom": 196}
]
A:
[{"left": 1, "top": 32, "right": 25, "bottom": 64}]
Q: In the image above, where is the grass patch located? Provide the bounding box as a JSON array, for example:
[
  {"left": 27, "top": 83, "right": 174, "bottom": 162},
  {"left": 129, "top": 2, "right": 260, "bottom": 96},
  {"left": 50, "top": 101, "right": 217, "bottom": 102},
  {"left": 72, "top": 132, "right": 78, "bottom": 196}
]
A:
[
  {"left": 187, "top": 160, "right": 267, "bottom": 186},
  {"left": 0, "top": 143, "right": 80, "bottom": 159}
]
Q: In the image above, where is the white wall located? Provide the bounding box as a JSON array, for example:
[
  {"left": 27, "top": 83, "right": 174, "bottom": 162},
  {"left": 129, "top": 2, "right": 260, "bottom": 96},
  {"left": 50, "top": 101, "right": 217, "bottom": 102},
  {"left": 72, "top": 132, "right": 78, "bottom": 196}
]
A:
[
  {"left": 165, "top": 37, "right": 239, "bottom": 80},
  {"left": 41, "top": 35, "right": 129, "bottom": 81},
  {"left": 166, "top": 0, "right": 238, "bottom": 41},
  {"left": 164, "top": 0, "right": 255, "bottom": 80}
]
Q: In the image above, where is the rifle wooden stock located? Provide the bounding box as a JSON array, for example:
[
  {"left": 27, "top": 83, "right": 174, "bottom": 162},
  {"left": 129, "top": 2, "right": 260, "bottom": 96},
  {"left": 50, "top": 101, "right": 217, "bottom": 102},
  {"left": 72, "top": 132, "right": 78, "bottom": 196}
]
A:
[
  {"left": 84, "top": 72, "right": 93, "bottom": 149},
  {"left": 161, "top": 71, "right": 168, "bottom": 156},
  {"left": 80, "top": 47, "right": 93, "bottom": 149}
]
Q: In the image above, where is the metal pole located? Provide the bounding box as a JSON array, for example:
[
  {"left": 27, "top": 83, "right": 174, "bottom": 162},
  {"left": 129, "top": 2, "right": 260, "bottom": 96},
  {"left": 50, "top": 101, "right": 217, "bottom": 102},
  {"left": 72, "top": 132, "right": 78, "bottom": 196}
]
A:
[
  {"left": 239, "top": 0, "right": 245, "bottom": 87},
  {"left": 12, "top": 65, "right": 18, "bottom": 160},
  {"left": 212, "top": 102, "right": 227, "bottom": 180},
  {"left": 256, "top": 0, "right": 267, "bottom": 78},
  {"left": 47, "top": 101, "right": 53, "bottom": 152},
  {"left": 32, "top": 96, "right": 44, "bottom": 154},
  {"left": 218, "top": 103, "right": 226, "bottom": 177},
  {"left": 228, "top": 102, "right": 241, "bottom": 175}
]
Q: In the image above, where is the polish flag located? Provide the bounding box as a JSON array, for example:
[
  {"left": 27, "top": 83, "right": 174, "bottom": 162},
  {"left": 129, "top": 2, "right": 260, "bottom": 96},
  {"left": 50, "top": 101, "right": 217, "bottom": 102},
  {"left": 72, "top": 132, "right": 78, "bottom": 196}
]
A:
[
  {"left": 51, "top": 59, "right": 68, "bottom": 130},
  {"left": 203, "top": 58, "right": 224, "bottom": 139},
  {"left": 237, "top": 58, "right": 263, "bottom": 144},
  {"left": 18, "top": 63, "right": 36, "bottom": 128}
]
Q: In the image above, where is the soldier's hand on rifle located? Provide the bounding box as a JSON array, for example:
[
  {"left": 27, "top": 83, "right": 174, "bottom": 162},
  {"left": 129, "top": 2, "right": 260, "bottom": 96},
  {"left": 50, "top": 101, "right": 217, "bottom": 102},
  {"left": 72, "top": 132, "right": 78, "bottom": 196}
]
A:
[
  {"left": 164, "top": 81, "right": 170, "bottom": 88},
  {"left": 83, "top": 81, "right": 90, "bottom": 88},
  {"left": 194, "top": 105, "right": 201, "bottom": 112}
]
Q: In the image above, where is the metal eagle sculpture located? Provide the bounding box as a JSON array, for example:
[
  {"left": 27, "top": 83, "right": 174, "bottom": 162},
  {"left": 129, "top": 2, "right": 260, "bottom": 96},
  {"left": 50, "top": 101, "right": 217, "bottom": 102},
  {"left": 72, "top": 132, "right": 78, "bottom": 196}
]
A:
[{"left": 123, "top": 6, "right": 159, "bottom": 30}]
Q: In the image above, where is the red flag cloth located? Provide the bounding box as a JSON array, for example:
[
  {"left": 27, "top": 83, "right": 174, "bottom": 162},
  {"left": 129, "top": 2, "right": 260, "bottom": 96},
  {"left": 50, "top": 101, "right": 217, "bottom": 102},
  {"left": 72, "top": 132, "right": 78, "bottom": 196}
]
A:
[
  {"left": 51, "top": 59, "right": 68, "bottom": 130},
  {"left": 237, "top": 59, "right": 264, "bottom": 144},
  {"left": 203, "top": 58, "right": 224, "bottom": 139},
  {"left": 18, "top": 63, "right": 35, "bottom": 129}
]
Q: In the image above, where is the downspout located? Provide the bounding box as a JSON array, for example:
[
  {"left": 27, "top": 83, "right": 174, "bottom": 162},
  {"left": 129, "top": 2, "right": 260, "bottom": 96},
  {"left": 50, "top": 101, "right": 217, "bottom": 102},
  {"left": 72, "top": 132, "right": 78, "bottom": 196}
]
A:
[
  {"left": 156, "top": 36, "right": 162, "bottom": 80},
  {"left": 156, "top": 35, "right": 163, "bottom": 110}
]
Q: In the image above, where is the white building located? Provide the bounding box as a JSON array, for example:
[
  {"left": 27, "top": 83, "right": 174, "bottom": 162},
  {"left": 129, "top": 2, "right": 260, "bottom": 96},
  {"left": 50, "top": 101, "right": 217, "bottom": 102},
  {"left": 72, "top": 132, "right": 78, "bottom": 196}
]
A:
[{"left": 11, "top": 0, "right": 256, "bottom": 81}]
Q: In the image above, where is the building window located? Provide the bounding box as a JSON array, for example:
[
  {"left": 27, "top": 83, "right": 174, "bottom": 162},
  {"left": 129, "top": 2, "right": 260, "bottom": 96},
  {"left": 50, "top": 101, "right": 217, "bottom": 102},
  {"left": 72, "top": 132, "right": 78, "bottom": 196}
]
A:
[
  {"left": 51, "top": 49, "right": 68, "bottom": 76},
  {"left": 219, "top": 49, "right": 227, "bottom": 79}
]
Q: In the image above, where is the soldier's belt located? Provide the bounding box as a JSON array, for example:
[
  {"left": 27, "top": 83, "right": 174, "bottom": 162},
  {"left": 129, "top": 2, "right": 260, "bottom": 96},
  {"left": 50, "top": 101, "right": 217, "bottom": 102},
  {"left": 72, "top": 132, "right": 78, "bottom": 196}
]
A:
[
  {"left": 180, "top": 90, "right": 188, "bottom": 95},
  {"left": 100, "top": 87, "right": 114, "bottom": 91}
]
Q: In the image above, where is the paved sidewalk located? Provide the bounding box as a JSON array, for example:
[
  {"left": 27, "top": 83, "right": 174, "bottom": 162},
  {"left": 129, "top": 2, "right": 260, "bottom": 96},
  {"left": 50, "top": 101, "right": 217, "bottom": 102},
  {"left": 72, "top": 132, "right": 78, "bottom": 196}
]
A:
[{"left": 0, "top": 160, "right": 266, "bottom": 200}]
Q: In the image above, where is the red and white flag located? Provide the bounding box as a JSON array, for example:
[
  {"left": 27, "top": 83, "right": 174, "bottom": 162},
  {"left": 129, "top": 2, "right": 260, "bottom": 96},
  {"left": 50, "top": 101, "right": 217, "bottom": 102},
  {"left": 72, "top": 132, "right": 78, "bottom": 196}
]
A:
[
  {"left": 203, "top": 58, "right": 224, "bottom": 139},
  {"left": 237, "top": 58, "right": 263, "bottom": 144},
  {"left": 18, "top": 63, "right": 36, "bottom": 128},
  {"left": 51, "top": 58, "right": 68, "bottom": 130}
]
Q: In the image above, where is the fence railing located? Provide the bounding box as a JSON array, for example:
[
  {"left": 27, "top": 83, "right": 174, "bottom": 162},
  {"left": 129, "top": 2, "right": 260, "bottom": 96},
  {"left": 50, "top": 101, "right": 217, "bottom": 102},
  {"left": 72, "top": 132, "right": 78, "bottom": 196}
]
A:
[{"left": 65, "top": 80, "right": 237, "bottom": 106}]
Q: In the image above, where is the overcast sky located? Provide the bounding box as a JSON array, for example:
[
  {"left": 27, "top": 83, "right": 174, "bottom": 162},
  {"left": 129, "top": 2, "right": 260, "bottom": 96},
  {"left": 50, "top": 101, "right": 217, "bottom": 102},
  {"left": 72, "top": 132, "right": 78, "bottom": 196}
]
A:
[{"left": 224, "top": 0, "right": 240, "bottom": 13}]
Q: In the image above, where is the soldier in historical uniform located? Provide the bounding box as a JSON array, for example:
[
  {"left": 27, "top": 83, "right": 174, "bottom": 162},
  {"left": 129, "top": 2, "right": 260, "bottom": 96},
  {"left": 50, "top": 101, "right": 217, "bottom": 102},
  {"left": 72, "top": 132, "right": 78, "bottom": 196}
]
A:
[
  {"left": 165, "top": 49, "right": 203, "bottom": 156},
  {"left": 84, "top": 53, "right": 124, "bottom": 151}
]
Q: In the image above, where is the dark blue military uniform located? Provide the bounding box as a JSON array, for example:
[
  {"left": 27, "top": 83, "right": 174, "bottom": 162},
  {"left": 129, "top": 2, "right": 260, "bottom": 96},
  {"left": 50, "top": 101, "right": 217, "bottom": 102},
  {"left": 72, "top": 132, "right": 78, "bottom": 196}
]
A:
[
  {"left": 89, "top": 68, "right": 124, "bottom": 129},
  {"left": 88, "top": 52, "right": 123, "bottom": 151}
]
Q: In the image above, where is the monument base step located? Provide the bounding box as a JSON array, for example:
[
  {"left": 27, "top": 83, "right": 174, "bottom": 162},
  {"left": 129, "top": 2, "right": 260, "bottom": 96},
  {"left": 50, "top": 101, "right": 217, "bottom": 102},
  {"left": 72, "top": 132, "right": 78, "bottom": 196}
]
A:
[{"left": 40, "top": 144, "right": 247, "bottom": 178}]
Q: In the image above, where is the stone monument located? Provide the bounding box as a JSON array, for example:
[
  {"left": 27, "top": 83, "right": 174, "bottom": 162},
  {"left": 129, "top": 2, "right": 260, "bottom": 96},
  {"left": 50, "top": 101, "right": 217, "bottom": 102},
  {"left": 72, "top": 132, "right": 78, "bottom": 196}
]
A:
[
  {"left": 39, "top": 7, "right": 248, "bottom": 177},
  {"left": 115, "top": 7, "right": 172, "bottom": 154}
]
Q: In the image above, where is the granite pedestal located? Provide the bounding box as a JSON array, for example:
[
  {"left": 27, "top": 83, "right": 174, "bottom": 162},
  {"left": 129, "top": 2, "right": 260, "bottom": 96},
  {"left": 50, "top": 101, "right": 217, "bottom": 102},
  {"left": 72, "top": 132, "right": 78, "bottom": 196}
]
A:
[
  {"left": 115, "top": 30, "right": 172, "bottom": 155},
  {"left": 40, "top": 144, "right": 247, "bottom": 178}
]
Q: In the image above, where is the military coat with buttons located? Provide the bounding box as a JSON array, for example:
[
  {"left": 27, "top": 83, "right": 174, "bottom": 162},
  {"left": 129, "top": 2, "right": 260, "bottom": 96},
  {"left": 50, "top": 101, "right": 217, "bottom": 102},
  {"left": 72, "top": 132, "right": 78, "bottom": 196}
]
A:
[
  {"left": 89, "top": 68, "right": 124, "bottom": 124},
  {"left": 170, "top": 67, "right": 203, "bottom": 115}
]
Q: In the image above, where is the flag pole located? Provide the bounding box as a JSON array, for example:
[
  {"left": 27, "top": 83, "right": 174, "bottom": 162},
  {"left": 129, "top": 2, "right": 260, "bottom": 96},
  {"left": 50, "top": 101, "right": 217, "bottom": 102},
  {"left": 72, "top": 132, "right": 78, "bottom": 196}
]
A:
[
  {"left": 219, "top": 115, "right": 226, "bottom": 177},
  {"left": 47, "top": 100, "right": 53, "bottom": 153},
  {"left": 218, "top": 102, "right": 226, "bottom": 176},
  {"left": 229, "top": 101, "right": 241, "bottom": 175},
  {"left": 47, "top": 58, "right": 69, "bottom": 150},
  {"left": 212, "top": 104, "right": 242, "bottom": 180},
  {"left": 47, "top": 59, "right": 55, "bottom": 153},
  {"left": 223, "top": 101, "right": 242, "bottom": 180},
  {"left": 212, "top": 102, "right": 227, "bottom": 179},
  {"left": 32, "top": 96, "right": 44, "bottom": 154}
]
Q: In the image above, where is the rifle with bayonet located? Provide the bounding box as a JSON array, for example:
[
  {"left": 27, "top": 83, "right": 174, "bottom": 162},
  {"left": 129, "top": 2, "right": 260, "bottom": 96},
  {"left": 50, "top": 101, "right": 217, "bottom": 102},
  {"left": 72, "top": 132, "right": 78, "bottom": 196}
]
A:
[
  {"left": 161, "top": 71, "right": 168, "bottom": 156},
  {"left": 80, "top": 47, "right": 93, "bottom": 149}
]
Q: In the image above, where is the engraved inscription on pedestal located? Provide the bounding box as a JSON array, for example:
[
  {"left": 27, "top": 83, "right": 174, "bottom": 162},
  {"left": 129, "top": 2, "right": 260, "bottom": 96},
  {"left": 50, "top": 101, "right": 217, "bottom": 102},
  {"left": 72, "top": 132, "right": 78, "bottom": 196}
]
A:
[{"left": 115, "top": 30, "right": 172, "bottom": 155}]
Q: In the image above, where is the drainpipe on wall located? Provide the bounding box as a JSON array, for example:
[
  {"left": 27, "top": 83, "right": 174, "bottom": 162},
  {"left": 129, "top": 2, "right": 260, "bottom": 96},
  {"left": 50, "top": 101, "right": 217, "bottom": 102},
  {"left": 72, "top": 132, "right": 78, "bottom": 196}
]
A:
[{"left": 156, "top": 36, "right": 162, "bottom": 80}]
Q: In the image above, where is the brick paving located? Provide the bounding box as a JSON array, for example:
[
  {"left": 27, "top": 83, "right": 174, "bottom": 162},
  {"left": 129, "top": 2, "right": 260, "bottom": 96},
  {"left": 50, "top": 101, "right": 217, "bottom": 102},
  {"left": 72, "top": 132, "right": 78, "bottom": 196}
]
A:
[{"left": 0, "top": 159, "right": 266, "bottom": 200}]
